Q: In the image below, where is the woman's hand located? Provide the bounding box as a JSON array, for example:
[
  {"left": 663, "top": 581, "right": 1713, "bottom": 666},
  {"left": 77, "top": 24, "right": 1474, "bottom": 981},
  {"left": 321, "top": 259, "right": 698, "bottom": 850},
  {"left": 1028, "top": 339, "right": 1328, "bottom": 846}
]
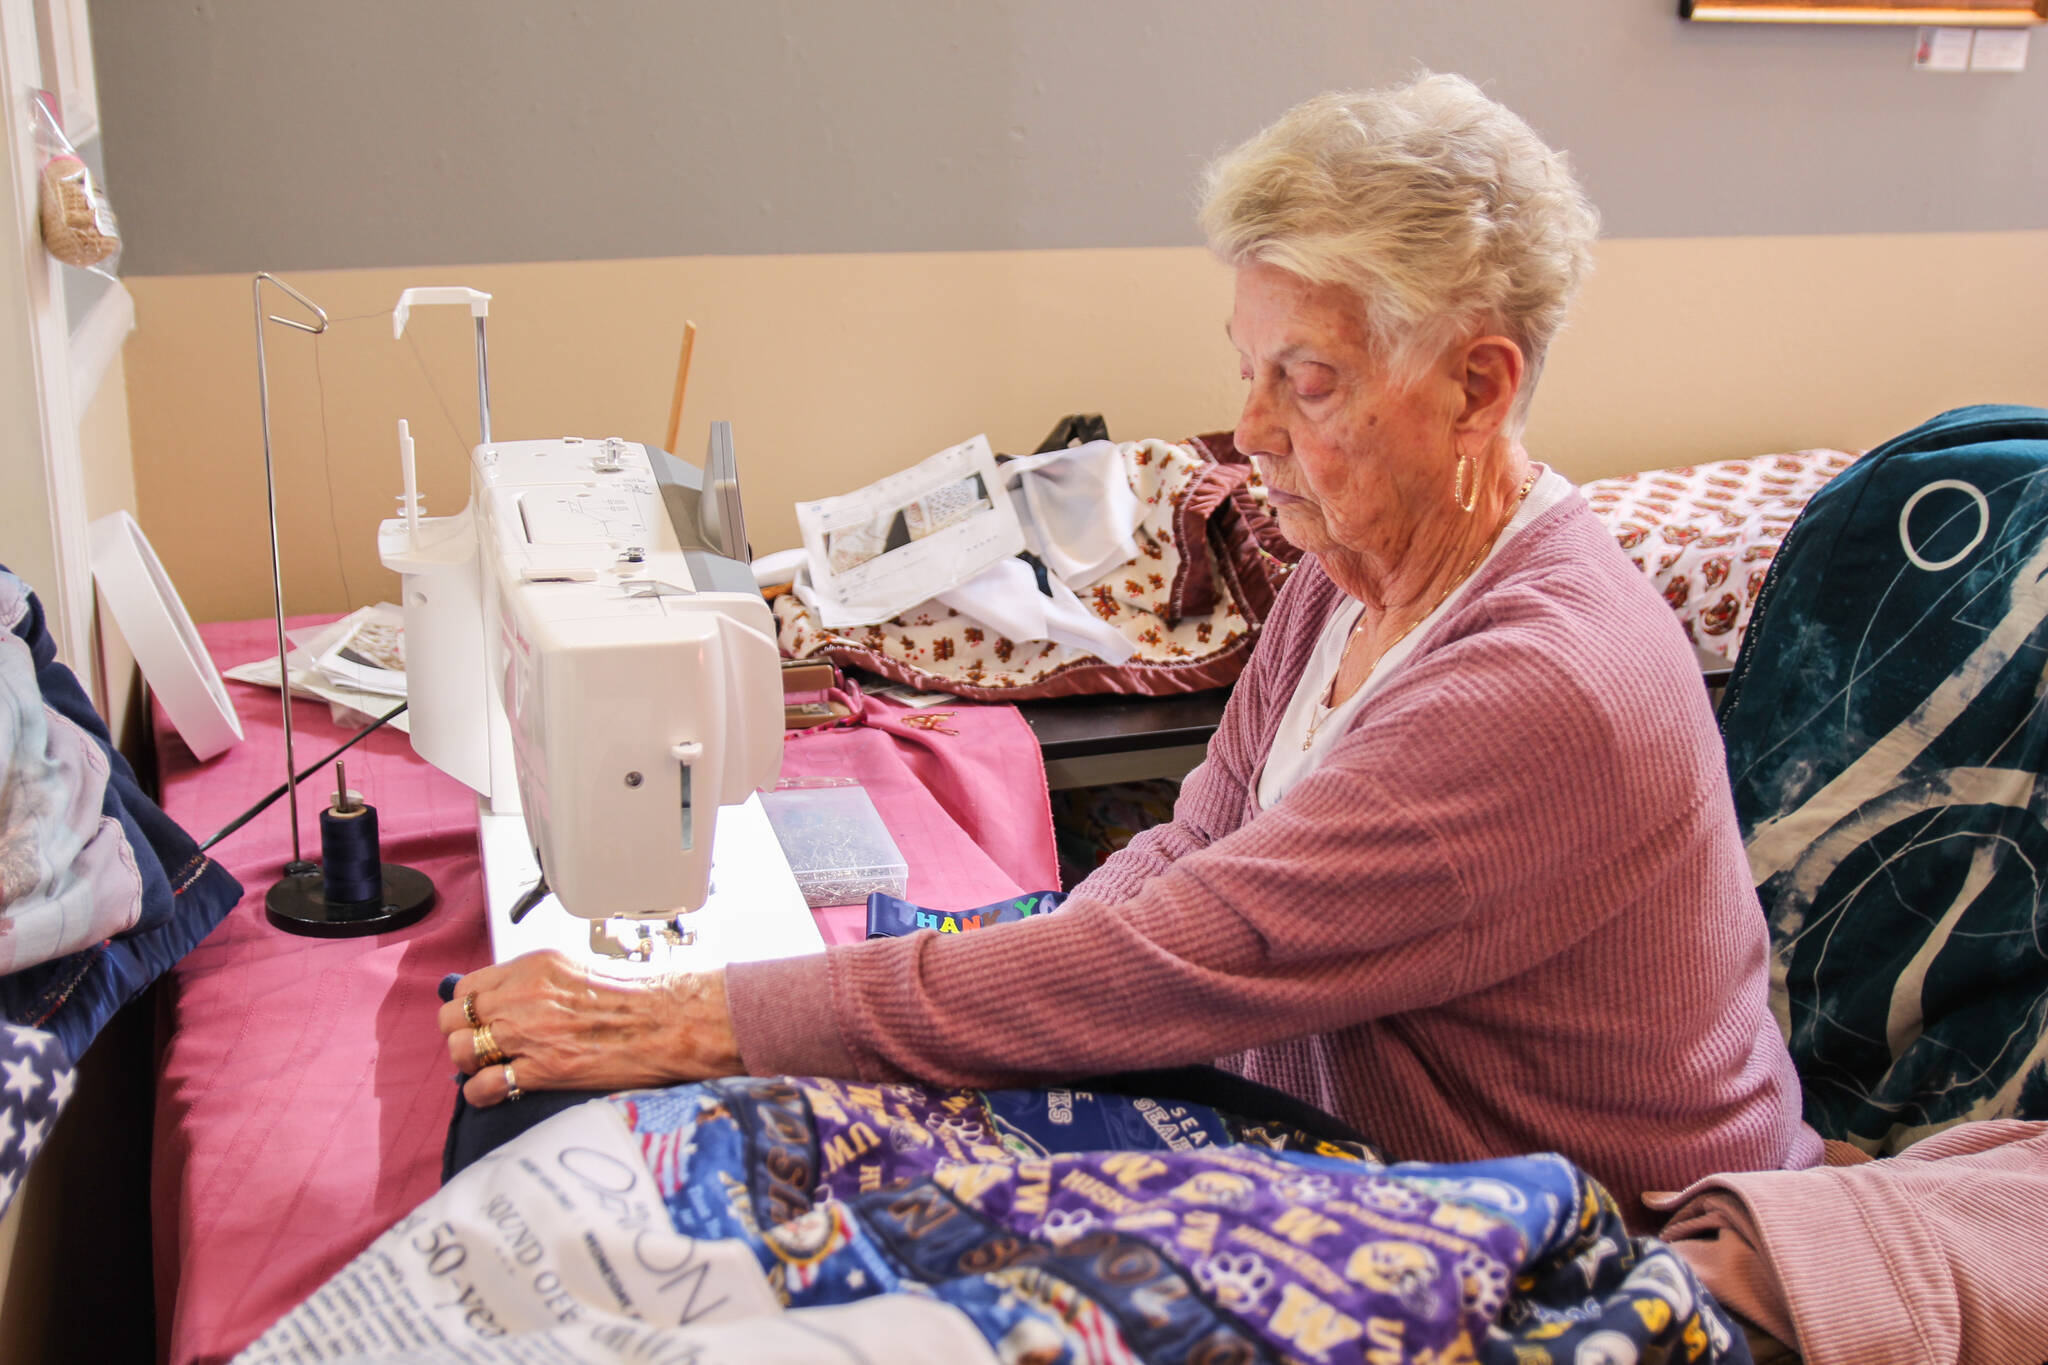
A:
[{"left": 435, "top": 950, "right": 742, "bottom": 1107}]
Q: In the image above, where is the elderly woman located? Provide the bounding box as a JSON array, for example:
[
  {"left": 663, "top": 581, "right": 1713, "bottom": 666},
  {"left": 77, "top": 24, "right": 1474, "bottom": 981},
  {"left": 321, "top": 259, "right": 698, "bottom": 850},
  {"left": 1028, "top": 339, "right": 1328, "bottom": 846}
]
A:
[{"left": 440, "top": 74, "right": 1818, "bottom": 1226}]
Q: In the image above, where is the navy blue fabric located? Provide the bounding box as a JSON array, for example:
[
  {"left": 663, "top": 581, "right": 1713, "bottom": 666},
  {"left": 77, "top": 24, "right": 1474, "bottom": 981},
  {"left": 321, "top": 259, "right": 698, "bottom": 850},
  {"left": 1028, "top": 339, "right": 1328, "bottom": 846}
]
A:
[
  {"left": 1719, "top": 405, "right": 2048, "bottom": 1150},
  {"left": 440, "top": 1063, "right": 1373, "bottom": 1185},
  {"left": 0, "top": 568, "right": 242, "bottom": 1061},
  {"left": 432, "top": 970, "right": 1375, "bottom": 1182}
]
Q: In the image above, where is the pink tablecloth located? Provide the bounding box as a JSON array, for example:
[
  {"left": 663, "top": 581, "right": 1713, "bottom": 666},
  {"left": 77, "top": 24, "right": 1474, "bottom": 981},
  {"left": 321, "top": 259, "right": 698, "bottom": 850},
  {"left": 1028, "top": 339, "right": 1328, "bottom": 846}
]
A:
[{"left": 151, "top": 619, "right": 1057, "bottom": 1364}]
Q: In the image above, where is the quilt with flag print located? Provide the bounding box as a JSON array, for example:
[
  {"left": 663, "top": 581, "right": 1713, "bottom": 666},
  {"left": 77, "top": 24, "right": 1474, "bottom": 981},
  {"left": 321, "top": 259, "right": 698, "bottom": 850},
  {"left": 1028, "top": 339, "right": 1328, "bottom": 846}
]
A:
[
  {"left": 239, "top": 1077, "right": 1747, "bottom": 1365},
  {"left": 0, "top": 1021, "right": 73, "bottom": 1221}
]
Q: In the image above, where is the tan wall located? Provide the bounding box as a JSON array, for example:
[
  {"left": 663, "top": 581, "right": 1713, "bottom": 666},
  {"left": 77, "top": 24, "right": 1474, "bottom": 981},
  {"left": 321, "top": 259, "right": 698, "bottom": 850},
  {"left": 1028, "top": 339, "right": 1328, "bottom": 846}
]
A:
[
  {"left": 1540, "top": 232, "right": 2048, "bottom": 473},
  {"left": 124, "top": 231, "right": 2048, "bottom": 624}
]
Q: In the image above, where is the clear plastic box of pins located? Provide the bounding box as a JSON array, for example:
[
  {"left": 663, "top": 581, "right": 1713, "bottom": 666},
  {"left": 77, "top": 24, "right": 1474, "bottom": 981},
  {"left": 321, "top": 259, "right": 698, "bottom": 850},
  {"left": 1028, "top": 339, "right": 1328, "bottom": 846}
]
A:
[{"left": 758, "top": 778, "right": 909, "bottom": 908}]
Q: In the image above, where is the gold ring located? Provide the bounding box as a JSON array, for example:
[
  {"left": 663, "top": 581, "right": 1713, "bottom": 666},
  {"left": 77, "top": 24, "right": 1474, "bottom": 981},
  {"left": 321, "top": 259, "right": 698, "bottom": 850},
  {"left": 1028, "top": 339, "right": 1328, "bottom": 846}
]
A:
[
  {"left": 461, "top": 993, "right": 480, "bottom": 1029},
  {"left": 503, "top": 1063, "right": 522, "bottom": 1103},
  {"left": 472, "top": 1023, "right": 506, "bottom": 1069}
]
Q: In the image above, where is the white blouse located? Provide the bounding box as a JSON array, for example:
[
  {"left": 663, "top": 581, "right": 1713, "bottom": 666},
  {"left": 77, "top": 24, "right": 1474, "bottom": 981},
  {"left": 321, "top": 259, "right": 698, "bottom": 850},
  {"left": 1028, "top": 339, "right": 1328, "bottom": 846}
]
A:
[{"left": 1256, "top": 467, "right": 1573, "bottom": 809}]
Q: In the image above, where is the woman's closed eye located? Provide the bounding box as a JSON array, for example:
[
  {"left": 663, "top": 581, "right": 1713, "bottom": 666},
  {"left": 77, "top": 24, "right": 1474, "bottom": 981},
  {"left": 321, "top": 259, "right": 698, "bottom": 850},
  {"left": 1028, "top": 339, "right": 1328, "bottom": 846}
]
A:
[
  {"left": 1241, "top": 362, "right": 1334, "bottom": 398},
  {"left": 1291, "top": 366, "right": 1336, "bottom": 402}
]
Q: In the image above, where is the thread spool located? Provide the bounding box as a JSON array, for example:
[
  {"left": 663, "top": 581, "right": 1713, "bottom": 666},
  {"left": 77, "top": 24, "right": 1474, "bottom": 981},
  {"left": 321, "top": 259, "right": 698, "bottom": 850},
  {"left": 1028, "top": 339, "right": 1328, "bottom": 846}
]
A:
[
  {"left": 265, "top": 757, "right": 435, "bottom": 937},
  {"left": 320, "top": 786, "right": 383, "bottom": 905}
]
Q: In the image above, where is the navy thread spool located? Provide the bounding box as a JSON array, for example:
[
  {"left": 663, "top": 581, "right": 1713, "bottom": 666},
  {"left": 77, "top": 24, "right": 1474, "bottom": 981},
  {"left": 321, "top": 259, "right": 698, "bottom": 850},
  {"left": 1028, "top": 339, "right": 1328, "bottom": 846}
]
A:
[{"left": 321, "top": 760, "right": 384, "bottom": 905}]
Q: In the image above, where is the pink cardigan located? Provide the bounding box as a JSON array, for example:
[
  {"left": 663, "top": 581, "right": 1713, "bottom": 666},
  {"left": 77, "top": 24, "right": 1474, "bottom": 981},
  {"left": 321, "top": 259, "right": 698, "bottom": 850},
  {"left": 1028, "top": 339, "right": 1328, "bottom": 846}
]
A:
[{"left": 729, "top": 495, "right": 1821, "bottom": 1225}]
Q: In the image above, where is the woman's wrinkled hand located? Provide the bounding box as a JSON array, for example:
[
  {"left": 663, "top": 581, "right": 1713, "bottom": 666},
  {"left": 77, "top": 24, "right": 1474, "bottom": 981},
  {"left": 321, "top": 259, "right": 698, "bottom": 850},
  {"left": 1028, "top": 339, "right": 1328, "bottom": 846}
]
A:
[{"left": 435, "top": 950, "right": 742, "bottom": 1108}]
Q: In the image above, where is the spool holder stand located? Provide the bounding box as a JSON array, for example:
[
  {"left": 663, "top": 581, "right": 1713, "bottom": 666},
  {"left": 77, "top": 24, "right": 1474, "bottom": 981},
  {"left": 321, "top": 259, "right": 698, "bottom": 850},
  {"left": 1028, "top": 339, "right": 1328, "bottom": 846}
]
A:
[
  {"left": 251, "top": 273, "right": 436, "bottom": 938},
  {"left": 264, "top": 760, "right": 434, "bottom": 936},
  {"left": 266, "top": 867, "right": 436, "bottom": 937}
]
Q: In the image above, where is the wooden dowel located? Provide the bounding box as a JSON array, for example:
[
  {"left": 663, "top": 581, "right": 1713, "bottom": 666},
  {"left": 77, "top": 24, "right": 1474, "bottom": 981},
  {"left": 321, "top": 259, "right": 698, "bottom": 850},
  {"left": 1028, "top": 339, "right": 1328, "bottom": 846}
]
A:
[{"left": 664, "top": 320, "right": 698, "bottom": 454}]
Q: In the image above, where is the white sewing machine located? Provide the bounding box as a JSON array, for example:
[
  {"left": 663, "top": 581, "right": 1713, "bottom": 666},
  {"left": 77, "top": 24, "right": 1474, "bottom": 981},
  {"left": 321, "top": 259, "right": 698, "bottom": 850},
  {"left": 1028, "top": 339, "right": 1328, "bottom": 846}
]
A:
[{"left": 376, "top": 288, "right": 821, "bottom": 970}]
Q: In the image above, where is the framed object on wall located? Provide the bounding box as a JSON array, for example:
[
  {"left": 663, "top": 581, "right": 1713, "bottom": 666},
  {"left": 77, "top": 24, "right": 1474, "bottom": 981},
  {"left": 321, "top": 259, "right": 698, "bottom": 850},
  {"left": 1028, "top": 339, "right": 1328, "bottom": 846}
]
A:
[{"left": 1682, "top": 0, "right": 2046, "bottom": 22}]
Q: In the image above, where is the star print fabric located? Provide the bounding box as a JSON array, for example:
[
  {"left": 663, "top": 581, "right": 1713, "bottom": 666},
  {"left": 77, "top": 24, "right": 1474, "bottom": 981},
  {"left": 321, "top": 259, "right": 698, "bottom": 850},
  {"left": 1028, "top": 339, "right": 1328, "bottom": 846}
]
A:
[
  {"left": 610, "top": 1079, "right": 1751, "bottom": 1365},
  {"left": 0, "top": 1021, "right": 73, "bottom": 1219}
]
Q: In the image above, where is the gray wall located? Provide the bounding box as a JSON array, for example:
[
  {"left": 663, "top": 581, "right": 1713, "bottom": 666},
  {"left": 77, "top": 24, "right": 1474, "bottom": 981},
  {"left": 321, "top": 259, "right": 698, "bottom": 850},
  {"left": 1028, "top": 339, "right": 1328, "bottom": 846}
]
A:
[{"left": 94, "top": 0, "right": 2048, "bottom": 275}]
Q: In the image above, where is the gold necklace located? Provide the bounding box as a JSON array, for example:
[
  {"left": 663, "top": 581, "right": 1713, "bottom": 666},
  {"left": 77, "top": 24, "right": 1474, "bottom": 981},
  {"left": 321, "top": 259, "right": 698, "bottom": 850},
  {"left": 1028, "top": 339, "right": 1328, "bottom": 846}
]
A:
[{"left": 1302, "top": 468, "right": 1539, "bottom": 751}]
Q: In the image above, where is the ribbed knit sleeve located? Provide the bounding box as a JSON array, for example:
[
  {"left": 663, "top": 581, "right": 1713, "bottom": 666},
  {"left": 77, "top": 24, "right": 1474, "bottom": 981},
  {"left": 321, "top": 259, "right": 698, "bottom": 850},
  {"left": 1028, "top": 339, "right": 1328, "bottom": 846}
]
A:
[{"left": 724, "top": 952, "right": 854, "bottom": 1077}]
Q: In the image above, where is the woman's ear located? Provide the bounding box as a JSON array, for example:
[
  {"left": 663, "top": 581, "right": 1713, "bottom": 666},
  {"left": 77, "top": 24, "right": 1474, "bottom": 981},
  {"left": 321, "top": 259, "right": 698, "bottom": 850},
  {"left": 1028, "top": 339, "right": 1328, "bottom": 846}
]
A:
[{"left": 1454, "top": 335, "right": 1525, "bottom": 447}]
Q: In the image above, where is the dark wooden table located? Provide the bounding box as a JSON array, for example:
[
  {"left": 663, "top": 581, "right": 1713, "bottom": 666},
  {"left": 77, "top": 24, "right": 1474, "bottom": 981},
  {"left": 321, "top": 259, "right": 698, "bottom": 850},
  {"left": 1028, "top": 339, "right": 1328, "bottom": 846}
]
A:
[{"left": 1016, "top": 689, "right": 1230, "bottom": 789}]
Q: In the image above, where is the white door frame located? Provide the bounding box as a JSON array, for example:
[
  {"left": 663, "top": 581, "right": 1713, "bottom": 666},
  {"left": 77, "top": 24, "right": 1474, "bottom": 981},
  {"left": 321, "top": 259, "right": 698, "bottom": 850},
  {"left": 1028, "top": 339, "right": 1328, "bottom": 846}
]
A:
[{"left": 0, "top": 0, "right": 92, "bottom": 699}]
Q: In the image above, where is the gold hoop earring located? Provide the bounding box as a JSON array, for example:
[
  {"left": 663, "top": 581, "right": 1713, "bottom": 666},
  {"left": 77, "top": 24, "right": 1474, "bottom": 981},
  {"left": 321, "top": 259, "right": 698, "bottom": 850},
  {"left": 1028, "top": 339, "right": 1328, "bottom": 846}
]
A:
[{"left": 1453, "top": 452, "right": 1478, "bottom": 514}]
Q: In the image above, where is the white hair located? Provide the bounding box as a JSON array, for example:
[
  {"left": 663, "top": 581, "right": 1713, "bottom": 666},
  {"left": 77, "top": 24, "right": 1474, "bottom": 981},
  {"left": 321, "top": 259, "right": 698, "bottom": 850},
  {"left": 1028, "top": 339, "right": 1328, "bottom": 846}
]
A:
[{"left": 1200, "top": 73, "right": 1599, "bottom": 426}]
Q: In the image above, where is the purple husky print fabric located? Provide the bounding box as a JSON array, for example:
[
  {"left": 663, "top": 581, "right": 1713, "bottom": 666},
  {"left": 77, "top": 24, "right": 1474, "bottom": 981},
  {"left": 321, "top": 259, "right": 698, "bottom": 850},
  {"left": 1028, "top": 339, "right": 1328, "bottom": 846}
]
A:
[{"left": 624, "top": 1078, "right": 1748, "bottom": 1364}]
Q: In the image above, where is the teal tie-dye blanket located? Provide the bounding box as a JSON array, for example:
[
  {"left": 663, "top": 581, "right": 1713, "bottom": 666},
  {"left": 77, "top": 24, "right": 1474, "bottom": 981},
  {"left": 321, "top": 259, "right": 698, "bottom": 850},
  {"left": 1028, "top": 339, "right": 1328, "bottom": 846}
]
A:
[{"left": 1722, "top": 405, "right": 2048, "bottom": 1154}]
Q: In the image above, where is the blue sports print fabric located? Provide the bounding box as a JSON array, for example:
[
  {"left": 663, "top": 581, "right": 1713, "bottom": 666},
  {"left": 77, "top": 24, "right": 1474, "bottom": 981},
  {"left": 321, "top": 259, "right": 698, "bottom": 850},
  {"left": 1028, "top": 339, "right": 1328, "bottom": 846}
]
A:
[
  {"left": 1720, "top": 404, "right": 2048, "bottom": 1152},
  {"left": 614, "top": 1076, "right": 1748, "bottom": 1365}
]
